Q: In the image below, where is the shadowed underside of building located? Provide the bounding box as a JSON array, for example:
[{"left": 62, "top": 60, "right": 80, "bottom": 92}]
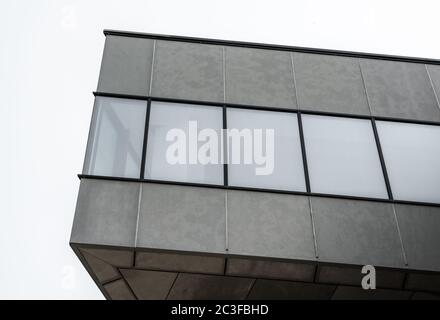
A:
[{"left": 70, "top": 30, "right": 440, "bottom": 300}]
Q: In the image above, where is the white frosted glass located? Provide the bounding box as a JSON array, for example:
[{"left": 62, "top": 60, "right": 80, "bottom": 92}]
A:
[
  {"left": 145, "top": 102, "right": 223, "bottom": 185},
  {"left": 227, "top": 109, "right": 306, "bottom": 191},
  {"left": 302, "top": 115, "right": 388, "bottom": 198},
  {"left": 376, "top": 121, "right": 440, "bottom": 203},
  {"left": 84, "top": 97, "right": 147, "bottom": 178}
]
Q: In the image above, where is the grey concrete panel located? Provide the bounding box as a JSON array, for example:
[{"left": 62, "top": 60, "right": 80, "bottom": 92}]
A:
[
  {"left": 317, "top": 265, "right": 405, "bottom": 289},
  {"left": 70, "top": 179, "right": 139, "bottom": 247},
  {"left": 167, "top": 273, "right": 253, "bottom": 300},
  {"left": 360, "top": 59, "right": 440, "bottom": 121},
  {"left": 311, "top": 197, "right": 405, "bottom": 268},
  {"left": 137, "top": 184, "right": 226, "bottom": 253},
  {"left": 411, "top": 292, "right": 440, "bottom": 300},
  {"left": 135, "top": 251, "right": 225, "bottom": 275},
  {"left": 225, "top": 47, "right": 296, "bottom": 109},
  {"left": 395, "top": 204, "right": 440, "bottom": 271},
  {"left": 151, "top": 41, "right": 223, "bottom": 102},
  {"left": 405, "top": 273, "right": 440, "bottom": 293},
  {"left": 104, "top": 279, "right": 136, "bottom": 300},
  {"left": 331, "top": 285, "right": 412, "bottom": 300},
  {"left": 293, "top": 53, "right": 370, "bottom": 115},
  {"left": 427, "top": 64, "right": 440, "bottom": 107},
  {"left": 248, "top": 279, "right": 336, "bottom": 300},
  {"left": 120, "top": 269, "right": 177, "bottom": 300},
  {"left": 227, "top": 191, "right": 315, "bottom": 260},
  {"left": 81, "top": 247, "right": 133, "bottom": 268},
  {"left": 226, "top": 258, "right": 315, "bottom": 282},
  {"left": 80, "top": 249, "right": 120, "bottom": 283},
  {"left": 98, "top": 36, "right": 154, "bottom": 95}
]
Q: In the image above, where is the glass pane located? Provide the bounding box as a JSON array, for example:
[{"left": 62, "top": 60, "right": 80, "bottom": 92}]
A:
[
  {"left": 84, "top": 97, "right": 147, "bottom": 178},
  {"left": 144, "top": 101, "right": 223, "bottom": 185},
  {"left": 376, "top": 121, "right": 440, "bottom": 203},
  {"left": 302, "top": 115, "right": 388, "bottom": 198},
  {"left": 227, "top": 108, "right": 306, "bottom": 191}
]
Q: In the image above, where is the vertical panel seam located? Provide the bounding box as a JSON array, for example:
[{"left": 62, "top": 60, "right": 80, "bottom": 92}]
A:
[
  {"left": 358, "top": 58, "right": 373, "bottom": 116},
  {"left": 225, "top": 191, "right": 229, "bottom": 252},
  {"left": 308, "top": 197, "right": 319, "bottom": 259},
  {"left": 134, "top": 183, "right": 143, "bottom": 249},
  {"left": 392, "top": 203, "right": 409, "bottom": 267},
  {"left": 425, "top": 64, "right": 440, "bottom": 112},
  {"left": 148, "top": 40, "right": 157, "bottom": 96},
  {"left": 290, "top": 52, "right": 300, "bottom": 109},
  {"left": 222, "top": 47, "right": 227, "bottom": 103}
]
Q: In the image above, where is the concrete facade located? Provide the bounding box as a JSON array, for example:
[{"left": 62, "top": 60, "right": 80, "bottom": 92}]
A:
[{"left": 70, "top": 30, "right": 440, "bottom": 300}]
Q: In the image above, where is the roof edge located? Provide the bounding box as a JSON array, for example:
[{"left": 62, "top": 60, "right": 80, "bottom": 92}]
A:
[{"left": 103, "top": 29, "right": 440, "bottom": 65}]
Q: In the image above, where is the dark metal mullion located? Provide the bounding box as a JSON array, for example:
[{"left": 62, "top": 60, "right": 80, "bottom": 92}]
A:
[
  {"left": 222, "top": 106, "right": 228, "bottom": 186},
  {"left": 297, "top": 112, "right": 311, "bottom": 193},
  {"left": 371, "top": 118, "right": 394, "bottom": 200},
  {"left": 94, "top": 91, "right": 150, "bottom": 101},
  {"left": 139, "top": 99, "right": 151, "bottom": 179}
]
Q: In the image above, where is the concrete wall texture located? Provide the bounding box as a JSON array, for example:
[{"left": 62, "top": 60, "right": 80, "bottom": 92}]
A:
[
  {"left": 70, "top": 31, "right": 440, "bottom": 299},
  {"left": 96, "top": 34, "right": 440, "bottom": 120}
]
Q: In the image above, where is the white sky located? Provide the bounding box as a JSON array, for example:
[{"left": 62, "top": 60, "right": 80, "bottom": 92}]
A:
[{"left": 1, "top": 0, "right": 439, "bottom": 300}]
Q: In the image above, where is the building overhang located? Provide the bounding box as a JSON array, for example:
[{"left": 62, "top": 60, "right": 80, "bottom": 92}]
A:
[{"left": 70, "top": 178, "right": 440, "bottom": 300}]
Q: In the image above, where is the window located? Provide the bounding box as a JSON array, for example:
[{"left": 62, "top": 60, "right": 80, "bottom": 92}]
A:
[
  {"left": 302, "top": 115, "right": 388, "bottom": 198},
  {"left": 83, "top": 97, "right": 147, "bottom": 178},
  {"left": 83, "top": 95, "right": 440, "bottom": 206},
  {"left": 144, "top": 101, "right": 224, "bottom": 185},
  {"left": 376, "top": 121, "right": 440, "bottom": 203},
  {"left": 227, "top": 108, "right": 306, "bottom": 191}
]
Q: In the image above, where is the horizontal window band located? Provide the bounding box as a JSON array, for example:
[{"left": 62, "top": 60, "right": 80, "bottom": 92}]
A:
[
  {"left": 103, "top": 29, "right": 440, "bottom": 66},
  {"left": 85, "top": 95, "right": 440, "bottom": 207},
  {"left": 77, "top": 174, "right": 440, "bottom": 208},
  {"left": 92, "top": 91, "right": 440, "bottom": 127}
]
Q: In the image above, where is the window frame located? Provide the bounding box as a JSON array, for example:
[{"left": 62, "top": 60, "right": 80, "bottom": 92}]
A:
[
  {"left": 143, "top": 100, "right": 225, "bottom": 185},
  {"left": 300, "top": 113, "right": 390, "bottom": 199},
  {"left": 80, "top": 91, "right": 440, "bottom": 207},
  {"left": 375, "top": 119, "right": 440, "bottom": 204},
  {"left": 83, "top": 96, "right": 148, "bottom": 179},
  {"left": 226, "top": 107, "right": 307, "bottom": 192}
]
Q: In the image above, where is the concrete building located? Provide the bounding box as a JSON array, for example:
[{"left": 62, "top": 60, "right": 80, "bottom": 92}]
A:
[{"left": 70, "top": 30, "right": 440, "bottom": 300}]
